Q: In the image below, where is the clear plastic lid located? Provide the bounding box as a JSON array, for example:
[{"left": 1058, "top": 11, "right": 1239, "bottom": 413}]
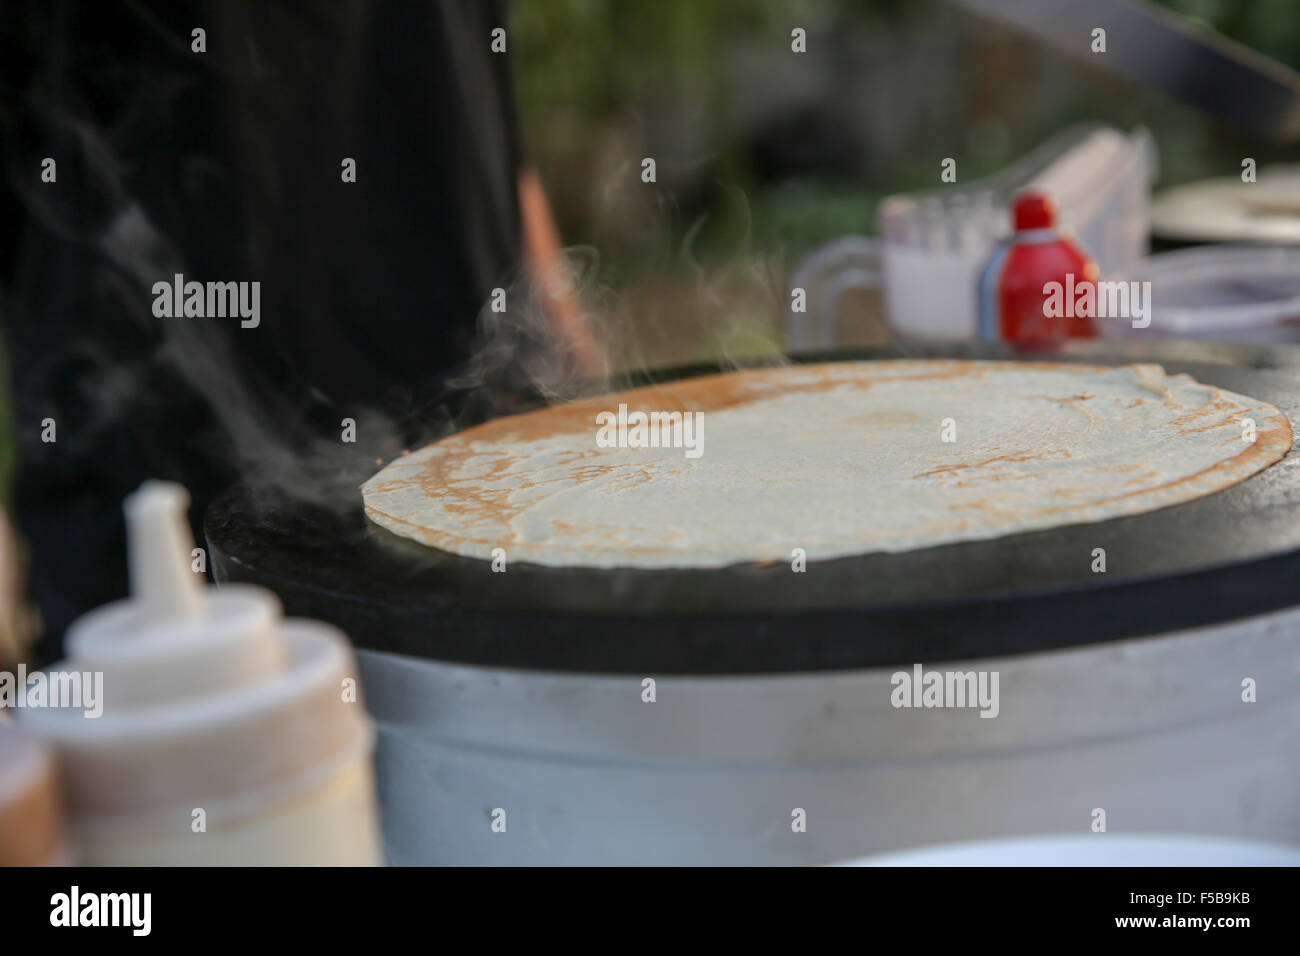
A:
[{"left": 1104, "top": 245, "right": 1300, "bottom": 341}]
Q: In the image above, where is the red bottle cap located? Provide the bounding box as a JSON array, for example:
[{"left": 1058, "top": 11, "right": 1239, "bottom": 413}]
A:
[{"left": 1012, "top": 191, "right": 1057, "bottom": 231}]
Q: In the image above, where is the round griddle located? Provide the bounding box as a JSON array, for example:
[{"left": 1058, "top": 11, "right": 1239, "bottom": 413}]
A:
[{"left": 205, "top": 339, "right": 1300, "bottom": 674}]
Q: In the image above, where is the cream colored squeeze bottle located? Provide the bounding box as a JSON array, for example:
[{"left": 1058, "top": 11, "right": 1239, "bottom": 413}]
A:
[{"left": 19, "top": 481, "right": 383, "bottom": 865}]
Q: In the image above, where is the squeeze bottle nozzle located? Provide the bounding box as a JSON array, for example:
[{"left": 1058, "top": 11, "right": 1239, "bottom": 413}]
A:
[{"left": 123, "top": 481, "right": 203, "bottom": 625}]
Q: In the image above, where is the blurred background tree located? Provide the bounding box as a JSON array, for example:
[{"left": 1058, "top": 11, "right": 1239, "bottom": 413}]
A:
[{"left": 511, "top": 0, "right": 1300, "bottom": 364}]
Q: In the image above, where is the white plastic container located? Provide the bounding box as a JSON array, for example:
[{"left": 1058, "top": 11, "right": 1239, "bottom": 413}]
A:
[
  {"left": 18, "top": 482, "right": 382, "bottom": 866},
  {"left": 1152, "top": 166, "right": 1300, "bottom": 245},
  {"left": 1103, "top": 245, "right": 1300, "bottom": 342},
  {"left": 876, "top": 124, "right": 1155, "bottom": 342}
]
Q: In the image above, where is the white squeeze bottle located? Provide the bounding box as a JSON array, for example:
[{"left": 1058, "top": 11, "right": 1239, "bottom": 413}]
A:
[{"left": 18, "top": 481, "right": 383, "bottom": 865}]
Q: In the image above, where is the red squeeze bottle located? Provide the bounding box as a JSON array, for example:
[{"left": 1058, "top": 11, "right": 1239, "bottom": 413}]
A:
[{"left": 977, "top": 191, "right": 1099, "bottom": 346}]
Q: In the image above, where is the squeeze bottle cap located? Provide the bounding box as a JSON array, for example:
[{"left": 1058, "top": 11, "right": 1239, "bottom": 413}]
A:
[
  {"left": 58, "top": 481, "right": 286, "bottom": 707},
  {"left": 1013, "top": 191, "right": 1057, "bottom": 231}
]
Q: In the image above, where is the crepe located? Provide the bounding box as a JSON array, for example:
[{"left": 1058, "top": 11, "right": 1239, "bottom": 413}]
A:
[{"left": 361, "top": 361, "right": 1293, "bottom": 569}]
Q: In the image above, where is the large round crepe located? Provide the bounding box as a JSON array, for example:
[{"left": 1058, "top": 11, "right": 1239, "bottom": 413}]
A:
[{"left": 362, "top": 361, "right": 1293, "bottom": 569}]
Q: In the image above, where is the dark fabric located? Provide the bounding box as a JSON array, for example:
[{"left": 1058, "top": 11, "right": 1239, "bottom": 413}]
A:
[{"left": 0, "top": 0, "right": 522, "bottom": 658}]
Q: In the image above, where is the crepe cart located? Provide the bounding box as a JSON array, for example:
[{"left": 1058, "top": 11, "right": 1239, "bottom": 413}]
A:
[{"left": 206, "top": 339, "right": 1300, "bottom": 865}]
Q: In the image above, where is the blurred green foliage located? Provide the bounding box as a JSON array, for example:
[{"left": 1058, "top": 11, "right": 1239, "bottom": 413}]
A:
[
  {"left": 514, "top": 0, "right": 1300, "bottom": 280},
  {"left": 1158, "top": 0, "right": 1300, "bottom": 68}
]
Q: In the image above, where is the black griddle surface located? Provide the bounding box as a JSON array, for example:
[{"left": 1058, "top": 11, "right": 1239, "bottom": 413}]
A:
[{"left": 205, "top": 340, "right": 1300, "bottom": 674}]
